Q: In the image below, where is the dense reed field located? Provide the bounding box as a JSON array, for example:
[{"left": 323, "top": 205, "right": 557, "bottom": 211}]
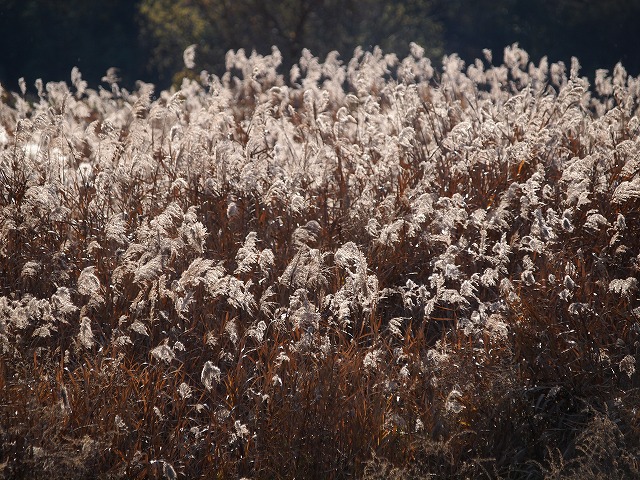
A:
[{"left": 1, "top": 44, "right": 639, "bottom": 479}]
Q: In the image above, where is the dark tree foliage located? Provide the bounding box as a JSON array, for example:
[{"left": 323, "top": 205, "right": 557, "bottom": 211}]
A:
[{"left": 138, "top": 0, "right": 445, "bottom": 86}]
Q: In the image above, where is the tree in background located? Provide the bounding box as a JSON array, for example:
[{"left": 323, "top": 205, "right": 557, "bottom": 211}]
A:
[
  {"left": 139, "top": 0, "right": 640, "bottom": 88},
  {"left": 138, "top": 0, "right": 446, "bottom": 85}
]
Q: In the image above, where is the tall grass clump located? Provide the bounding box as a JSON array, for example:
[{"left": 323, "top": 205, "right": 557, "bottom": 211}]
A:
[{"left": 1, "top": 43, "right": 639, "bottom": 479}]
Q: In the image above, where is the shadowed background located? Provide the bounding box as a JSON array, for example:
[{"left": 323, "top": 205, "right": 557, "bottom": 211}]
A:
[{"left": 1, "top": 0, "right": 639, "bottom": 90}]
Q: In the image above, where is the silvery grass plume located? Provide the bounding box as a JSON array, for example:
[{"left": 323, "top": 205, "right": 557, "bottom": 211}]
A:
[
  {"left": 1, "top": 42, "right": 639, "bottom": 479},
  {"left": 201, "top": 360, "right": 221, "bottom": 390}
]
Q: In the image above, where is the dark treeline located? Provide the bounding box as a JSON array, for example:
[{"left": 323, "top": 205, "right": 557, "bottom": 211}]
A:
[{"left": 1, "top": 0, "right": 639, "bottom": 91}]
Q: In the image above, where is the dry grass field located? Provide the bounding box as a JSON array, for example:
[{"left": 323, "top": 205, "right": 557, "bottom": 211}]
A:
[{"left": 1, "top": 44, "right": 639, "bottom": 478}]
